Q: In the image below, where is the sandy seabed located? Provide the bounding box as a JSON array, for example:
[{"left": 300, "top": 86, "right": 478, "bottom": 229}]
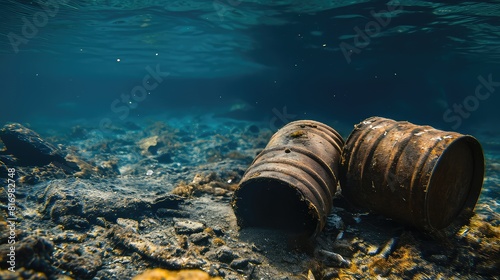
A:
[{"left": 0, "top": 114, "right": 498, "bottom": 280}]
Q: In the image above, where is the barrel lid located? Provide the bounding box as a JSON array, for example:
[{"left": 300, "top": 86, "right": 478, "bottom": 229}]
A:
[{"left": 425, "top": 135, "right": 484, "bottom": 230}]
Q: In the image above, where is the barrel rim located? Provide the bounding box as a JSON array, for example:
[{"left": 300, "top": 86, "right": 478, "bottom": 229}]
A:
[
  {"left": 247, "top": 156, "right": 332, "bottom": 213},
  {"left": 425, "top": 134, "right": 485, "bottom": 230},
  {"left": 233, "top": 119, "right": 345, "bottom": 237},
  {"left": 249, "top": 145, "right": 338, "bottom": 203},
  {"left": 233, "top": 175, "right": 322, "bottom": 237}
]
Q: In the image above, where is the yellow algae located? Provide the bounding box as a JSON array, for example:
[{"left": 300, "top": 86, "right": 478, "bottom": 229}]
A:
[
  {"left": 171, "top": 181, "right": 194, "bottom": 197},
  {"left": 133, "top": 268, "right": 222, "bottom": 280},
  {"left": 138, "top": 136, "right": 161, "bottom": 155},
  {"left": 289, "top": 130, "right": 306, "bottom": 138},
  {"left": 212, "top": 237, "right": 225, "bottom": 246}
]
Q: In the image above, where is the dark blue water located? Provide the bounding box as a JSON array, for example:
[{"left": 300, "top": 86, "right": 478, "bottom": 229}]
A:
[{"left": 1, "top": 0, "right": 499, "bottom": 132}]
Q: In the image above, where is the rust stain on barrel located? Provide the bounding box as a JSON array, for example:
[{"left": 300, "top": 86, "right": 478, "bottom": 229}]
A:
[{"left": 340, "top": 116, "right": 484, "bottom": 231}]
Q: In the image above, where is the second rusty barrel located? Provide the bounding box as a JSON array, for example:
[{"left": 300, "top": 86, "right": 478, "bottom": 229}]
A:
[
  {"left": 231, "top": 120, "right": 344, "bottom": 237},
  {"left": 340, "top": 116, "right": 484, "bottom": 231}
]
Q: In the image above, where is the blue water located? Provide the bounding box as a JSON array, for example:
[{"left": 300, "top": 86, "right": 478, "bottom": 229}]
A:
[{"left": 1, "top": 1, "right": 499, "bottom": 206}]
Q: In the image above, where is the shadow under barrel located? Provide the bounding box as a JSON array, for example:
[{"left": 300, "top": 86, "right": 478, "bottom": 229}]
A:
[{"left": 231, "top": 120, "right": 344, "bottom": 238}]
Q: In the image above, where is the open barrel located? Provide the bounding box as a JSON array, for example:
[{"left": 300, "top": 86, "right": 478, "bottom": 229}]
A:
[{"left": 231, "top": 120, "right": 344, "bottom": 237}]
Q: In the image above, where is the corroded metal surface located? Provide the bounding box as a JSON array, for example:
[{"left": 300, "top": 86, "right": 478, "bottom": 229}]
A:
[
  {"left": 340, "top": 116, "right": 485, "bottom": 231},
  {"left": 232, "top": 120, "right": 344, "bottom": 237}
]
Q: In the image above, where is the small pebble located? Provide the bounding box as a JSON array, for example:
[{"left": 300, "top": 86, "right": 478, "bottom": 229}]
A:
[
  {"left": 190, "top": 232, "right": 211, "bottom": 245},
  {"left": 366, "top": 244, "right": 379, "bottom": 255},
  {"left": 174, "top": 219, "right": 205, "bottom": 234},
  {"left": 216, "top": 246, "right": 239, "bottom": 263},
  {"left": 377, "top": 238, "right": 397, "bottom": 259},
  {"left": 326, "top": 214, "right": 345, "bottom": 231},
  {"left": 212, "top": 225, "right": 225, "bottom": 236},
  {"left": 251, "top": 244, "right": 262, "bottom": 252},
  {"left": 318, "top": 249, "right": 350, "bottom": 267},
  {"left": 230, "top": 258, "right": 249, "bottom": 269}
]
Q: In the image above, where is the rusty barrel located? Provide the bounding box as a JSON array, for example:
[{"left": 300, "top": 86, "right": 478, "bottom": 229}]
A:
[
  {"left": 340, "top": 116, "right": 484, "bottom": 231},
  {"left": 231, "top": 120, "right": 344, "bottom": 237}
]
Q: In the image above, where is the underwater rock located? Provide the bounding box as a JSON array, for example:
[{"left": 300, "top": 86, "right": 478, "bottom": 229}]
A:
[
  {"left": 117, "top": 218, "right": 139, "bottom": 232},
  {"left": 57, "top": 215, "right": 91, "bottom": 230},
  {"left": 38, "top": 179, "right": 186, "bottom": 226},
  {"left": 62, "top": 154, "right": 107, "bottom": 179},
  {"left": 0, "top": 123, "right": 117, "bottom": 182},
  {"left": 52, "top": 231, "right": 87, "bottom": 243},
  {"left": 171, "top": 173, "right": 237, "bottom": 198},
  {"left": 98, "top": 159, "right": 121, "bottom": 176},
  {"left": 0, "top": 268, "right": 50, "bottom": 279},
  {"left": 192, "top": 172, "right": 217, "bottom": 185},
  {"left": 0, "top": 235, "right": 54, "bottom": 275},
  {"left": 214, "top": 246, "right": 239, "bottom": 263},
  {"left": 151, "top": 194, "right": 186, "bottom": 210},
  {"left": 377, "top": 238, "right": 398, "bottom": 259},
  {"left": 171, "top": 181, "right": 195, "bottom": 197},
  {"left": 229, "top": 258, "right": 249, "bottom": 269},
  {"left": 317, "top": 249, "right": 350, "bottom": 268},
  {"left": 132, "top": 268, "right": 222, "bottom": 280},
  {"left": 109, "top": 225, "right": 205, "bottom": 269},
  {"left": 54, "top": 243, "right": 103, "bottom": 279},
  {"left": 0, "top": 155, "right": 17, "bottom": 166},
  {"left": 211, "top": 226, "right": 225, "bottom": 237},
  {"left": 189, "top": 232, "right": 211, "bottom": 245},
  {"left": 0, "top": 123, "right": 78, "bottom": 170}
]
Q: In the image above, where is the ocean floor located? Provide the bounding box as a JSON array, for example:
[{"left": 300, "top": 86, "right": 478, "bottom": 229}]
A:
[{"left": 0, "top": 113, "right": 499, "bottom": 279}]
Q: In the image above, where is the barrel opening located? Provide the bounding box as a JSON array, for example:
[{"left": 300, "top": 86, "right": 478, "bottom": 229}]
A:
[{"left": 232, "top": 178, "right": 318, "bottom": 237}]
